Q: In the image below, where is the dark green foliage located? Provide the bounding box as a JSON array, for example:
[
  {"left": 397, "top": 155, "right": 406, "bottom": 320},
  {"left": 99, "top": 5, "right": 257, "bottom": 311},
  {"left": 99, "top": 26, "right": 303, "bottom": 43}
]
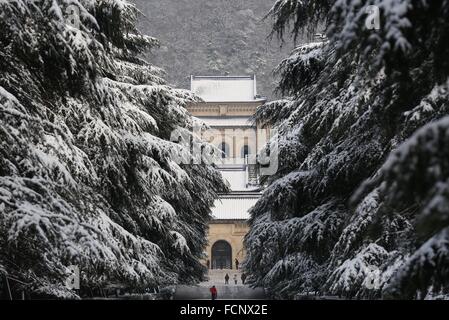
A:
[{"left": 245, "top": 0, "right": 449, "bottom": 299}]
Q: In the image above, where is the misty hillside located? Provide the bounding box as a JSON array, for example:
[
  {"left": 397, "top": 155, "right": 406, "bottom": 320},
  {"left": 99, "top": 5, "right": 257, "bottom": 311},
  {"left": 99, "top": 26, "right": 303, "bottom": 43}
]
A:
[{"left": 132, "top": 0, "right": 292, "bottom": 99}]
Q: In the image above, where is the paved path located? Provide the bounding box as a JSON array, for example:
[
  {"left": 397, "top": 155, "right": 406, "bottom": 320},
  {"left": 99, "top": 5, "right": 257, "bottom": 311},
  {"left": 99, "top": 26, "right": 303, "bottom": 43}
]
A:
[
  {"left": 200, "top": 269, "right": 243, "bottom": 286},
  {"left": 174, "top": 269, "right": 266, "bottom": 300}
]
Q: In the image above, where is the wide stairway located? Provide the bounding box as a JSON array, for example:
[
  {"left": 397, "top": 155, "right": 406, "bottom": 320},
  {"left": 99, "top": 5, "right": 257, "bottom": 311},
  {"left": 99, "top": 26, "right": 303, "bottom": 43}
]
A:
[{"left": 174, "top": 269, "right": 266, "bottom": 300}]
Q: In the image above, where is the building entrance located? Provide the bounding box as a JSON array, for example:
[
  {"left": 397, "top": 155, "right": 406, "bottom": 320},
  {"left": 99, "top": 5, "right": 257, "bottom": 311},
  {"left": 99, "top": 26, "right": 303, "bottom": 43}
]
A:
[{"left": 211, "top": 240, "right": 232, "bottom": 269}]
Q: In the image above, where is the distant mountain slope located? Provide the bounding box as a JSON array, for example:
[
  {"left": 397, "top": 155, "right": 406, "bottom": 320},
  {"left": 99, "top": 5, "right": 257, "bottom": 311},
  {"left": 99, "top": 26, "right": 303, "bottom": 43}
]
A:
[{"left": 132, "top": 0, "right": 292, "bottom": 99}]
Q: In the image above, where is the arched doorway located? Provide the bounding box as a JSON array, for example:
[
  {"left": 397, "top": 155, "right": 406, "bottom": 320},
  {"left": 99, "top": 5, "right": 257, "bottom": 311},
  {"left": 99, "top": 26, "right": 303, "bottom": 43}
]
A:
[{"left": 211, "top": 240, "right": 232, "bottom": 269}]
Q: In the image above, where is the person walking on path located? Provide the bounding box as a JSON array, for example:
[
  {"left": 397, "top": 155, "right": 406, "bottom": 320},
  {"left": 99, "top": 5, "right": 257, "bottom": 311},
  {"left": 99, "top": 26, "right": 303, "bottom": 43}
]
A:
[
  {"left": 224, "top": 273, "right": 229, "bottom": 284},
  {"left": 210, "top": 286, "right": 217, "bottom": 300},
  {"left": 206, "top": 259, "right": 210, "bottom": 269},
  {"left": 241, "top": 273, "right": 247, "bottom": 285},
  {"left": 233, "top": 274, "right": 238, "bottom": 285},
  {"left": 235, "top": 258, "right": 239, "bottom": 270}
]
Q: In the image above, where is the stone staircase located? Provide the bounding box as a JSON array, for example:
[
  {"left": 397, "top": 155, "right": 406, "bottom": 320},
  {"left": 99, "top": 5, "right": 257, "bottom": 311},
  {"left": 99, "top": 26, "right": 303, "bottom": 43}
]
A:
[
  {"left": 203, "top": 269, "right": 241, "bottom": 285},
  {"left": 247, "top": 164, "right": 259, "bottom": 185},
  {"left": 174, "top": 269, "right": 265, "bottom": 300},
  {"left": 174, "top": 284, "right": 265, "bottom": 300}
]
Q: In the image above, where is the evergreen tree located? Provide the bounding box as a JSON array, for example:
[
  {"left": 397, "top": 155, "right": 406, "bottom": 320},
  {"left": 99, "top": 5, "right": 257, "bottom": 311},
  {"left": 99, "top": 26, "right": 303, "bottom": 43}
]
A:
[
  {"left": 0, "top": 0, "right": 225, "bottom": 298},
  {"left": 245, "top": 0, "right": 449, "bottom": 299}
]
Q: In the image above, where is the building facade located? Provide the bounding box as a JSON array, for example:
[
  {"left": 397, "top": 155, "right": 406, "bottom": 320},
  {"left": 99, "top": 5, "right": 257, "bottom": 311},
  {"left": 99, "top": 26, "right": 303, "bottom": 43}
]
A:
[{"left": 187, "top": 75, "right": 268, "bottom": 270}]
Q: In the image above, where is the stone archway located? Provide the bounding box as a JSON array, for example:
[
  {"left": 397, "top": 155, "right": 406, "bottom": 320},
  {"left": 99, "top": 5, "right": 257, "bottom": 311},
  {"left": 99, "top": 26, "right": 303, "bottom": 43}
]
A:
[{"left": 211, "top": 240, "right": 232, "bottom": 269}]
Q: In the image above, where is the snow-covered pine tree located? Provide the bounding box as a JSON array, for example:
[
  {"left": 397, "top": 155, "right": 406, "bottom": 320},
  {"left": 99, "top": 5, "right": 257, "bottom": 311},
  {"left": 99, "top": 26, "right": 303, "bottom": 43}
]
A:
[
  {"left": 0, "top": 0, "right": 225, "bottom": 298},
  {"left": 245, "top": 0, "right": 449, "bottom": 299}
]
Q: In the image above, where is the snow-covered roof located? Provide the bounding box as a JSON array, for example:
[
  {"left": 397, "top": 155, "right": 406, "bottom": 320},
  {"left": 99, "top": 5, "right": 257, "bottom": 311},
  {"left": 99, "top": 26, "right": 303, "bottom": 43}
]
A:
[
  {"left": 221, "top": 170, "right": 247, "bottom": 191},
  {"left": 200, "top": 116, "right": 253, "bottom": 127},
  {"left": 191, "top": 75, "right": 261, "bottom": 102},
  {"left": 211, "top": 195, "right": 260, "bottom": 220},
  {"left": 221, "top": 169, "right": 260, "bottom": 191}
]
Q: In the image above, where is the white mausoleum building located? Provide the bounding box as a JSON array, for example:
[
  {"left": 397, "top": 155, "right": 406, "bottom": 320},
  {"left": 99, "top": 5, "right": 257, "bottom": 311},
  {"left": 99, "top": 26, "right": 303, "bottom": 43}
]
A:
[{"left": 187, "top": 75, "right": 268, "bottom": 270}]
